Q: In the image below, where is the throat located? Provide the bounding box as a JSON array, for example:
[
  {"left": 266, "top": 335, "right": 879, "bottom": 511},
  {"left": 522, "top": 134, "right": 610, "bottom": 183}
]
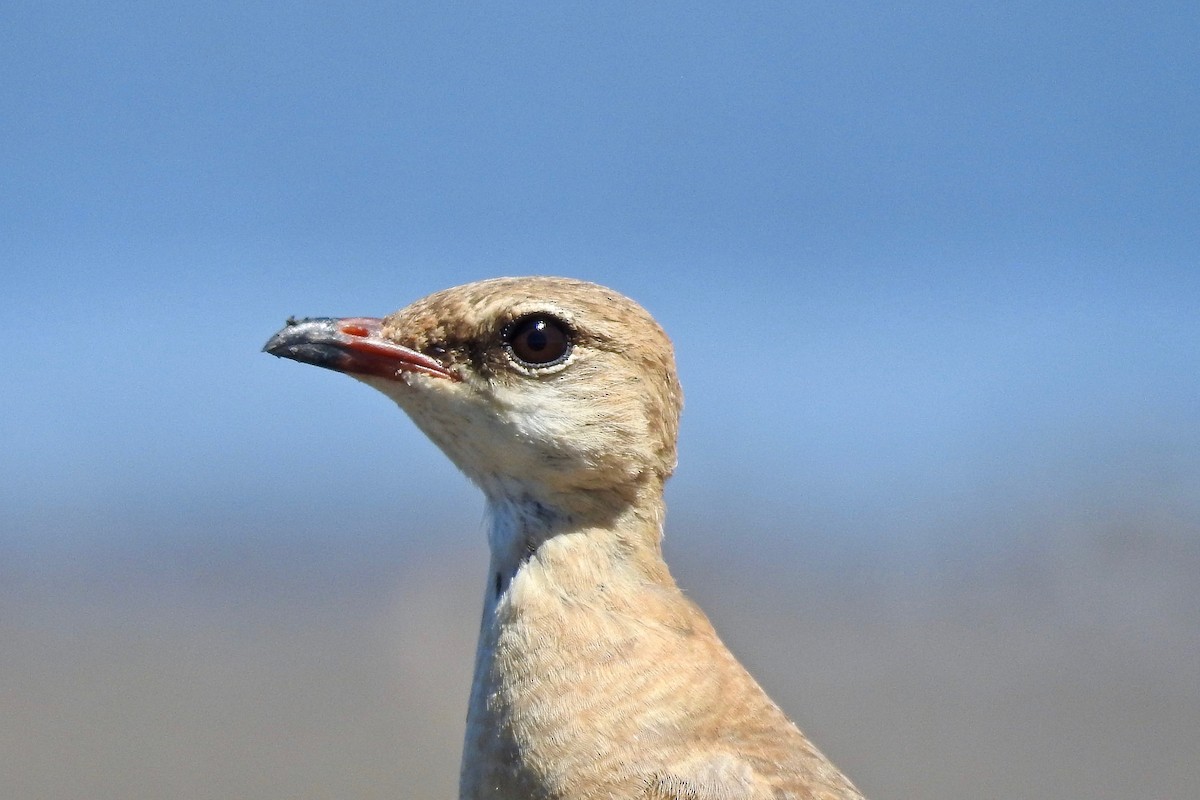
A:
[
  {"left": 483, "top": 488, "right": 671, "bottom": 602},
  {"left": 485, "top": 493, "right": 567, "bottom": 592}
]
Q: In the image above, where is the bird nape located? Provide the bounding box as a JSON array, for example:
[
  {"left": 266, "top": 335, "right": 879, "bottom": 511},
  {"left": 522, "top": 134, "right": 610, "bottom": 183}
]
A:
[{"left": 264, "top": 276, "right": 866, "bottom": 800}]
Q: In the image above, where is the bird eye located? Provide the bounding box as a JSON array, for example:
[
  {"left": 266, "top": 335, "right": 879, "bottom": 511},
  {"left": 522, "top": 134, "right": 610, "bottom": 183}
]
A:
[{"left": 504, "top": 314, "right": 572, "bottom": 367}]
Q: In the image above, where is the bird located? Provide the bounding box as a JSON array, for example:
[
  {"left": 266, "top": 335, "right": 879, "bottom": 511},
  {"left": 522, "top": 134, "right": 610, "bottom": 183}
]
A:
[{"left": 264, "top": 276, "right": 866, "bottom": 800}]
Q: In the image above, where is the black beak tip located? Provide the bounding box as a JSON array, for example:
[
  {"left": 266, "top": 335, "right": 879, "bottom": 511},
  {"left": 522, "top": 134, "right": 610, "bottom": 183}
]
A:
[
  {"left": 262, "top": 317, "right": 352, "bottom": 374},
  {"left": 262, "top": 330, "right": 291, "bottom": 357},
  {"left": 263, "top": 317, "right": 336, "bottom": 358}
]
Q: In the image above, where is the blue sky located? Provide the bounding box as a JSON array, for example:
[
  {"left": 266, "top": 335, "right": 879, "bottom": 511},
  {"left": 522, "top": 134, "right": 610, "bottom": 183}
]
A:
[{"left": 3, "top": 2, "right": 1197, "bottom": 560}]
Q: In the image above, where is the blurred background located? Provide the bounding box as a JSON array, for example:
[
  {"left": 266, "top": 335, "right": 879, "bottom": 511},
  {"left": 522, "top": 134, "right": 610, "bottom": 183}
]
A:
[{"left": 2, "top": 2, "right": 1198, "bottom": 798}]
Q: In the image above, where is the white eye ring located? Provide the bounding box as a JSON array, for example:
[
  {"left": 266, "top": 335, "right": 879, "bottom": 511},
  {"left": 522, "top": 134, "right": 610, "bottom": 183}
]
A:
[{"left": 504, "top": 314, "right": 573, "bottom": 368}]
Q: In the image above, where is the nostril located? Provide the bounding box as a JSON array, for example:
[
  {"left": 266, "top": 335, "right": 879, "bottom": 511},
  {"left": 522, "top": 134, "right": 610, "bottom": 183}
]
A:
[{"left": 342, "top": 323, "right": 370, "bottom": 337}]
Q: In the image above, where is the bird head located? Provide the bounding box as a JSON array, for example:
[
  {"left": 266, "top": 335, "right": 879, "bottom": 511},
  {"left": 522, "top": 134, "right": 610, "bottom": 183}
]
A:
[{"left": 264, "top": 277, "right": 683, "bottom": 520}]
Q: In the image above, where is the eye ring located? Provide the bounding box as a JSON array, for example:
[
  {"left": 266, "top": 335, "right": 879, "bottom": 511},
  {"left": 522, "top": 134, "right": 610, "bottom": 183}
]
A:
[{"left": 503, "top": 313, "right": 573, "bottom": 368}]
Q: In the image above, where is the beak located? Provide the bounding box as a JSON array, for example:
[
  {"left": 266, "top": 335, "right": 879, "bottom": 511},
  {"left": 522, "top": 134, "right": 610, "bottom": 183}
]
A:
[{"left": 263, "top": 317, "right": 459, "bottom": 382}]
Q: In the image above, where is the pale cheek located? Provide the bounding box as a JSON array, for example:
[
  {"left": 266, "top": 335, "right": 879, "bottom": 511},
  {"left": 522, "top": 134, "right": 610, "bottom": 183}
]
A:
[
  {"left": 490, "top": 385, "right": 579, "bottom": 446},
  {"left": 368, "top": 376, "right": 650, "bottom": 487},
  {"left": 366, "top": 379, "right": 505, "bottom": 474}
]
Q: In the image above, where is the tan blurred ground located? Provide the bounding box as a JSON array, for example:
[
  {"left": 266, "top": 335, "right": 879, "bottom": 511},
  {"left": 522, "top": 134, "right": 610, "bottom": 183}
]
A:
[{"left": 2, "top": 504, "right": 1197, "bottom": 799}]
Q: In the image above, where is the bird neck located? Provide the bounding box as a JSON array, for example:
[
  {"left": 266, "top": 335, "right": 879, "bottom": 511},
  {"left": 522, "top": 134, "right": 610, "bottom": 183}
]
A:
[{"left": 483, "top": 479, "right": 671, "bottom": 592}]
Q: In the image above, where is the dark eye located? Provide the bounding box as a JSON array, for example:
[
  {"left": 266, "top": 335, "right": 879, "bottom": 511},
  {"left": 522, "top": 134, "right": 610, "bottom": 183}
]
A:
[{"left": 505, "top": 314, "right": 572, "bottom": 367}]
